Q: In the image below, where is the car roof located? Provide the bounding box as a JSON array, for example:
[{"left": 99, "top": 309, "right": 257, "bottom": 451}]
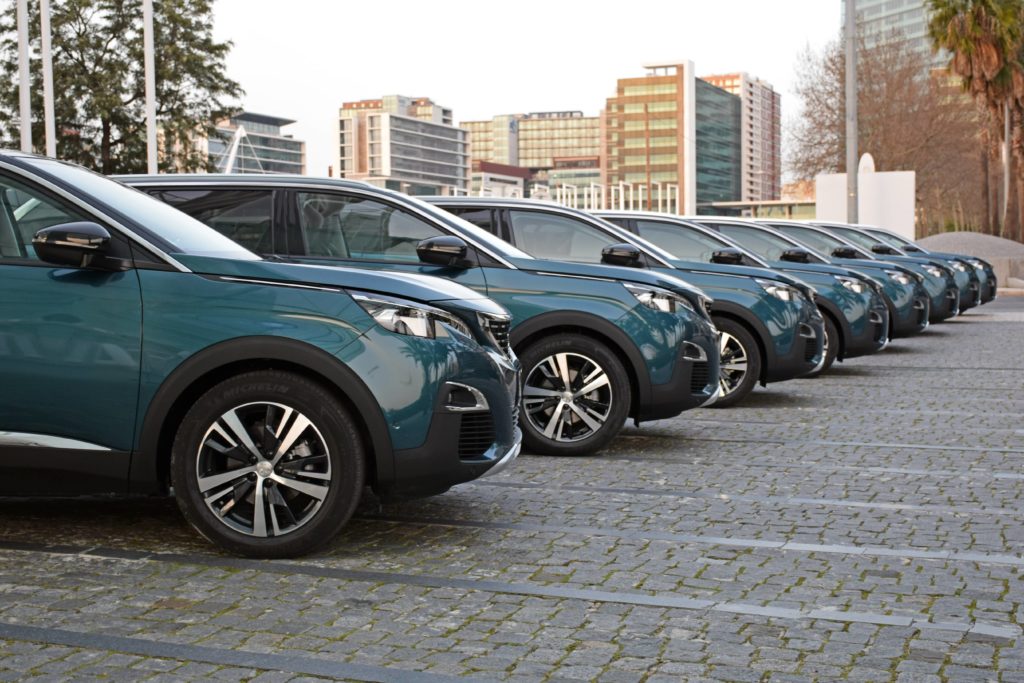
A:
[{"left": 116, "top": 173, "right": 376, "bottom": 191}]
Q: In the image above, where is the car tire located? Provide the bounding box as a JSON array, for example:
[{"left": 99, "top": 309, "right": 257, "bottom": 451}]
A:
[
  {"left": 171, "top": 370, "right": 365, "bottom": 558},
  {"left": 709, "top": 317, "right": 762, "bottom": 408},
  {"left": 517, "top": 334, "right": 630, "bottom": 456},
  {"left": 808, "top": 314, "right": 839, "bottom": 377}
]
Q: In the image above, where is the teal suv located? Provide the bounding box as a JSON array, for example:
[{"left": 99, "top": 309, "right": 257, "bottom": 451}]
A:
[
  {"left": 0, "top": 152, "right": 520, "bottom": 558},
  {"left": 428, "top": 198, "right": 824, "bottom": 408},
  {"left": 122, "top": 175, "right": 721, "bottom": 458}
]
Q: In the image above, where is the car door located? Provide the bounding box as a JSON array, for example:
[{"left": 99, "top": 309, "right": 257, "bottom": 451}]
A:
[
  {"left": 0, "top": 173, "right": 142, "bottom": 494},
  {"left": 278, "top": 189, "right": 491, "bottom": 292}
]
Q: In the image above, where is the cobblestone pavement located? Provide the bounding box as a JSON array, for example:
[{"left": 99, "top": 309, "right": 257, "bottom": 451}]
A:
[{"left": 1, "top": 298, "right": 1023, "bottom": 682}]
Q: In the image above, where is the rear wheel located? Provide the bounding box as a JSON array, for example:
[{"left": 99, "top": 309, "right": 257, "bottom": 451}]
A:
[
  {"left": 709, "top": 318, "right": 762, "bottom": 408},
  {"left": 808, "top": 314, "right": 839, "bottom": 377},
  {"left": 172, "top": 370, "right": 365, "bottom": 558},
  {"left": 517, "top": 334, "right": 630, "bottom": 456}
]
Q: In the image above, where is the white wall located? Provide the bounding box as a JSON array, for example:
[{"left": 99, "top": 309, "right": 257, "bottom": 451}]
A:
[{"left": 815, "top": 170, "right": 916, "bottom": 240}]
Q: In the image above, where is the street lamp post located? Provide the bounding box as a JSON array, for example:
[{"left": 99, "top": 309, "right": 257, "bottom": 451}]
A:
[
  {"left": 16, "top": 0, "right": 31, "bottom": 153},
  {"left": 845, "top": 0, "right": 858, "bottom": 223},
  {"left": 143, "top": 0, "right": 158, "bottom": 173}
]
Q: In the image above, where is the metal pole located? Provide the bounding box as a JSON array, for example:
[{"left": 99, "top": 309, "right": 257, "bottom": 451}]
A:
[
  {"left": 16, "top": 0, "right": 31, "bottom": 153},
  {"left": 40, "top": 0, "right": 55, "bottom": 158},
  {"left": 143, "top": 0, "right": 158, "bottom": 173},
  {"left": 1002, "top": 102, "right": 1010, "bottom": 235},
  {"left": 845, "top": 0, "right": 858, "bottom": 223}
]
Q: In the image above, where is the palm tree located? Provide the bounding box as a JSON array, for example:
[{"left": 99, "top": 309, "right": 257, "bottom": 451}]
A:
[{"left": 928, "top": 0, "right": 1022, "bottom": 237}]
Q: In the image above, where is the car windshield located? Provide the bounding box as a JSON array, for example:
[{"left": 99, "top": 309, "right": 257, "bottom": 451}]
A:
[
  {"left": 830, "top": 226, "right": 893, "bottom": 252},
  {"left": 715, "top": 224, "right": 806, "bottom": 262},
  {"left": 867, "top": 229, "right": 917, "bottom": 250},
  {"left": 402, "top": 195, "right": 534, "bottom": 260},
  {"left": 778, "top": 225, "right": 859, "bottom": 256},
  {"left": 25, "top": 158, "right": 259, "bottom": 260}
]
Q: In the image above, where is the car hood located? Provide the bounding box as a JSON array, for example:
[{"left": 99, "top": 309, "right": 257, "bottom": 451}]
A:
[
  {"left": 768, "top": 260, "right": 872, "bottom": 279},
  {"left": 507, "top": 256, "right": 709, "bottom": 299},
  {"left": 172, "top": 254, "right": 490, "bottom": 303},
  {"left": 665, "top": 258, "right": 812, "bottom": 291}
]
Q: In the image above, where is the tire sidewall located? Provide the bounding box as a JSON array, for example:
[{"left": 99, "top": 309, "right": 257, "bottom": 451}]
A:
[
  {"left": 517, "top": 334, "right": 630, "bottom": 456},
  {"left": 172, "top": 371, "right": 365, "bottom": 558}
]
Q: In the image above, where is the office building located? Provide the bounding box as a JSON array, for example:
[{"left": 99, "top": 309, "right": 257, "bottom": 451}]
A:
[
  {"left": 470, "top": 160, "right": 530, "bottom": 197},
  {"left": 208, "top": 112, "right": 306, "bottom": 175},
  {"left": 336, "top": 95, "right": 469, "bottom": 195},
  {"left": 462, "top": 112, "right": 601, "bottom": 177},
  {"left": 845, "top": 0, "right": 946, "bottom": 70},
  {"left": 703, "top": 72, "right": 782, "bottom": 201}
]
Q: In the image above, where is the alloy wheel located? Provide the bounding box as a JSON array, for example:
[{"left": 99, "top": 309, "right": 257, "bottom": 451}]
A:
[
  {"left": 522, "top": 352, "right": 613, "bottom": 443},
  {"left": 718, "top": 332, "right": 749, "bottom": 396},
  {"left": 196, "top": 401, "right": 331, "bottom": 538}
]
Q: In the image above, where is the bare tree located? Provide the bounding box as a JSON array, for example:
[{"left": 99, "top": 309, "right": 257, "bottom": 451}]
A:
[{"left": 788, "top": 35, "right": 985, "bottom": 234}]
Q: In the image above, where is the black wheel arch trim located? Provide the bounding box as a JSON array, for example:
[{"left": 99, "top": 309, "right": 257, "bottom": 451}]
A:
[
  {"left": 708, "top": 301, "right": 771, "bottom": 385},
  {"left": 508, "top": 311, "right": 652, "bottom": 417},
  {"left": 131, "top": 336, "right": 393, "bottom": 495}
]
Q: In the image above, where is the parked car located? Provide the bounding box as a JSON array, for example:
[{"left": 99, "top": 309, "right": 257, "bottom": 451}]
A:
[
  {"left": 753, "top": 220, "right": 932, "bottom": 338},
  {"left": 810, "top": 222, "right": 977, "bottom": 315},
  {"left": 824, "top": 223, "right": 994, "bottom": 307},
  {"left": 426, "top": 197, "right": 824, "bottom": 407},
  {"left": 596, "top": 212, "right": 889, "bottom": 374},
  {"left": 121, "top": 175, "right": 721, "bottom": 457},
  {"left": 0, "top": 152, "right": 521, "bottom": 558},
  {"left": 859, "top": 226, "right": 996, "bottom": 303}
]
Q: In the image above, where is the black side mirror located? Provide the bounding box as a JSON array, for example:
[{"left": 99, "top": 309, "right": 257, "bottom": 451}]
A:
[
  {"left": 601, "top": 243, "right": 643, "bottom": 267},
  {"left": 903, "top": 245, "right": 922, "bottom": 252},
  {"left": 33, "top": 222, "right": 112, "bottom": 269},
  {"left": 710, "top": 248, "right": 745, "bottom": 265},
  {"left": 780, "top": 248, "right": 811, "bottom": 263},
  {"left": 871, "top": 244, "right": 899, "bottom": 255},
  {"left": 417, "top": 235, "right": 469, "bottom": 268},
  {"left": 831, "top": 246, "right": 862, "bottom": 259}
]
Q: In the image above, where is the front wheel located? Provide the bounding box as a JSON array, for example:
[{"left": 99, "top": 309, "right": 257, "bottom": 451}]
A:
[
  {"left": 172, "top": 370, "right": 365, "bottom": 558},
  {"left": 517, "top": 334, "right": 630, "bottom": 456},
  {"left": 709, "top": 318, "right": 762, "bottom": 408},
  {"left": 808, "top": 315, "right": 838, "bottom": 377}
]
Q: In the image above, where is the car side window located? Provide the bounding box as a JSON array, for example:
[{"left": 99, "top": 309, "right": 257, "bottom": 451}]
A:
[
  {"left": 147, "top": 189, "right": 273, "bottom": 253},
  {"left": 0, "top": 177, "right": 86, "bottom": 262},
  {"left": 507, "top": 210, "right": 617, "bottom": 263},
  {"left": 296, "top": 193, "right": 444, "bottom": 261},
  {"left": 447, "top": 208, "right": 496, "bottom": 232},
  {"left": 716, "top": 225, "right": 787, "bottom": 261},
  {"left": 635, "top": 220, "right": 723, "bottom": 262}
]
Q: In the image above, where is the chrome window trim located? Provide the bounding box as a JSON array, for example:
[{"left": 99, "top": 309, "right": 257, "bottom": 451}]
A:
[
  {"left": 532, "top": 271, "right": 617, "bottom": 283},
  {"left": 0, "top": 431, "right": 112, "bottom": 451},
  {"left": 123, "top": 178, "right": 520, "bottom": 270},
  {"left": 216, "top": 276, "right": 342, "bottom": 293},
  {"left": 0, "top": 161, "right": 191, "bottom": 273}
]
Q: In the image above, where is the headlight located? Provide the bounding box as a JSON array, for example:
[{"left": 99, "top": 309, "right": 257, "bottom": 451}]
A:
[
  {"left": 623, "top": 282, "right": 693, "bottom": 314},
  {"left": 950, "top": 261, "right": 968, "bottom": 272},
  {"left": 755, "top": 278, "right": 799, "bottom": 301},
  {"left": 350, "top": 291, "right": 472, "bottom": 339},
  {"left": 885, "top": 270, "right": 913, "bottom": 286},
  {"left": 922, "top": 265, "right": 944, "bottom": 279},
  {"left": 835, "top": 275, "right": 867, "bottom": 294}
]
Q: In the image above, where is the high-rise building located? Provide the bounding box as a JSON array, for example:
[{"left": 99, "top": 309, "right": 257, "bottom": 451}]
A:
[
  {"left": 336, "top": 95, "right": 469, "bottom": 195},
  {"left": 208, "top": 112, "right": 306, "bottom": 175},
  {"left": 462, "top": 111, "right": 601, "bottom": 176},
  {"left": 844, "top": 0, "right": 946, "bottom": 70},
  {"left": 604, "top": 62, "right": 742, "bottom": 213},
  {"left": 463, "top": 115, "right": 521, "bottom": 166},
  {"left": 702, "top": 73, "right": 781, "bottom": 201}
]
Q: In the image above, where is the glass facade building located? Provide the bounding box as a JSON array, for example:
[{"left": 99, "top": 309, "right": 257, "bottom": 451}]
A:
[
  {"left": 337, "top": 96, "right": 469, "bottom": 195},
  {"left": 694, "top": 79, "right": 742, "bottom": 206},
  {"left": 844, "top": 0, "right": 947, "bottom": 70},
  {"left": 209, "top": 113, "right": 306, "bottom": 175}
]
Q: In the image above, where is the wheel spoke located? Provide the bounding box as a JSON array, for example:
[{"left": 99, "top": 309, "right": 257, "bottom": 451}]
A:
[
  {"left": 574, "top": 370, "right": 609, "bottom": 399},
  {"left": 541, "top": 402, "right": 566, "bottom": 438},
  {"left": 554, "top": 353, "right": 573, "bottom": 388},
  {"left": 568, "top": 402, "right": 603, "bottom": 433},
  {"left": 269, "top": 473, "right": 329, "bottom": 501},
  {"left": 722, "top": 362, "right": 747, "bottom": 371},
  {"left": 198, "top": 466, "right": 255, "bottom": 494},
  {"left": 719, "top": 333, "right": 731, "bottom": 355},
  {"left": 251, "top": 479, "right": 267, "bottom": 537},
  {"left": 271, "top": 414, "right": 312, "bottom": 465},
  {"left": 220, "top": 408, "right": 262, "bottom": 459},
  {"left": 523, "top": 385, "right": 562, "bottom": 398}
]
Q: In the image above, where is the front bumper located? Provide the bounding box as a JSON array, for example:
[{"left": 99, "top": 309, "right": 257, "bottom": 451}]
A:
[
  {"left": 377, "top": 347, "right": 521, "bottom": 502},
  {"left": 764, "top": 302, "right": 824, "bottom": 383},
  {"left": 844, "top": 296, "right": 890, "bottom": 359},
  {"left": 642, "top": 330, "right": 721, "bottom": 420},
  {"left": 889, "top": 285, "right": 930, "bottom": 338}
]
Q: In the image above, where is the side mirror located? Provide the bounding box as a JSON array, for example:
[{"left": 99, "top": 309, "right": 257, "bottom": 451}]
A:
[
  {"left": 710, "top": 248, "right": 745, "bottom": 265},
  {"left": 601, "top": 243, "right": 643, "bottom": 267},
  {"left": 417, "top": 235, "right": 469, "bottom": 268},
  {"left": 870, "top": 244, "right": 899, "bottom": 255},
  {"left": 903, "top": 245, "right": 922, "bottom": 252},
  {"left": 32, "top": 222, "right": 112, "bottom": 269},
  {"left": 780, "top": 248, "right": 811, "bottom": 263},
  {"left": 831, "top": 246, "right": 862, "bottom": 259}
]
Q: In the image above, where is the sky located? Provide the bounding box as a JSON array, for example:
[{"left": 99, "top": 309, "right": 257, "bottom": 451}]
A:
[{"left": 211, "top": 0, "right": 842, "bottom": 178}]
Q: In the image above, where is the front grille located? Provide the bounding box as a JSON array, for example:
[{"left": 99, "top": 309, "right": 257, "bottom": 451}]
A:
[
  {"left": 803, "top": 337, "right": 818, "bottom": 362},
  {"left": 690, "top": 361, "right": 709, "bottom": 394},
  {"left": 482, "top": 316, "right": 512, "bottom": 357},
  {"left": 458, "top": 413, "right": 495, "bottom": 460}
]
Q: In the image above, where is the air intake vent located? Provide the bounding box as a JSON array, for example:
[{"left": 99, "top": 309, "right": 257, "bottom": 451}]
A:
[
  {"left": 690, "top": 362, "right": 710, "bottom": 394},
  {"left": 481, "top": 314, "right": 512, "bottom": 357},
  {"left": 458, "top": 413, "right": 495, "bottom": 460}
]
